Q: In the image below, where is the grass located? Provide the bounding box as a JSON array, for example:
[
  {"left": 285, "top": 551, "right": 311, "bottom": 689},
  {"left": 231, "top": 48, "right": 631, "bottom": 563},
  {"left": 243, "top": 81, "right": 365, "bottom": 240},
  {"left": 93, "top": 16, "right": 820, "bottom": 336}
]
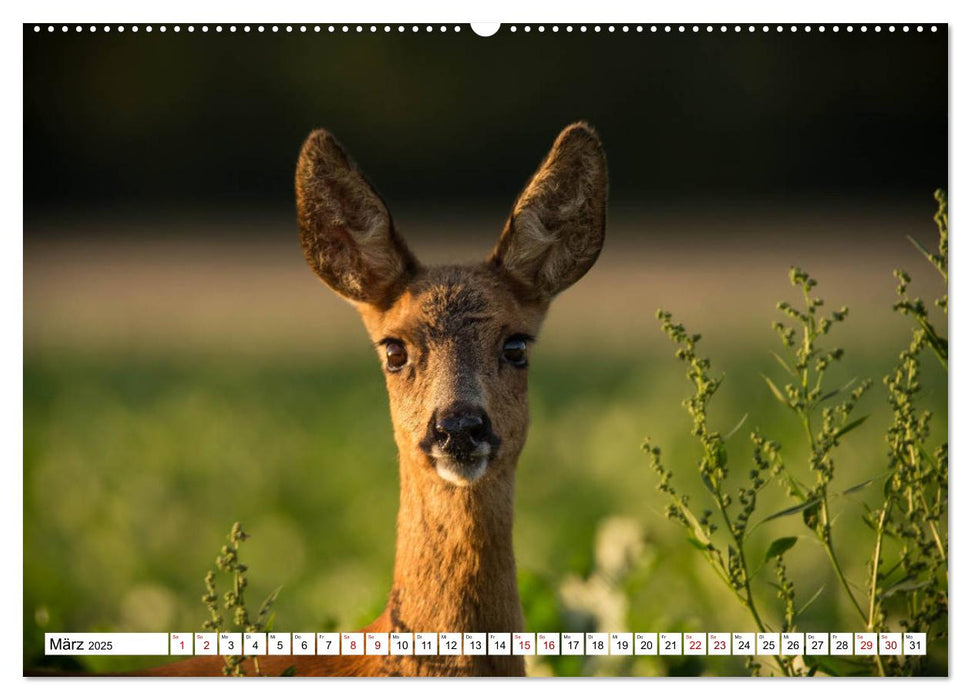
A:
[
  {"left": 23, "top": 337, "right": 945, "bottom": 674},
  {"left": 23, "top": 206, "right": 948, "bottom": 676}
]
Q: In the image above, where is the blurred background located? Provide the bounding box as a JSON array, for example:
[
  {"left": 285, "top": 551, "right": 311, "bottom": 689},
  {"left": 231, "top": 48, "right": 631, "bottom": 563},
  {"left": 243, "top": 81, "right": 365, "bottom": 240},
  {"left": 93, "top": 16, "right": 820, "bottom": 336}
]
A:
[{"left": 24, "top": 24, "right": 946, "bottom": 675}]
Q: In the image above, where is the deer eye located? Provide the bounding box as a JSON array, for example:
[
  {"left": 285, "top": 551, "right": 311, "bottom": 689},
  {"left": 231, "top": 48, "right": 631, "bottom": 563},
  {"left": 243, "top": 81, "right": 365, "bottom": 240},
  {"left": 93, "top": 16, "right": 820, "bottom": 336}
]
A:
[
  {"left": 501, "top": 337, "right": 529, "bottom": 368},
  {"left": 384, "top": 341, "right": 408, "bottom": 371}
]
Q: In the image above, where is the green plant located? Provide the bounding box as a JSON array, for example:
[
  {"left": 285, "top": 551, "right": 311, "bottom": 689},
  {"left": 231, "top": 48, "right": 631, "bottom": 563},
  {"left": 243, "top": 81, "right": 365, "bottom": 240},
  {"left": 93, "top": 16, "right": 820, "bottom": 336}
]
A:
[
  {"left": 645, "top": 313, "right": 795, "bottom": 676},
  {"left": 864, "top": 189, "right": 948, "bottom": 674},
  {"left": 762, "top": 267, "right": 881, "bottom": 675},
  {"left": 645, "top": 191, "right": 948, "bottom": 677},
  {"left": 202, "top": 522, "right": 281, "bottom": 676}
]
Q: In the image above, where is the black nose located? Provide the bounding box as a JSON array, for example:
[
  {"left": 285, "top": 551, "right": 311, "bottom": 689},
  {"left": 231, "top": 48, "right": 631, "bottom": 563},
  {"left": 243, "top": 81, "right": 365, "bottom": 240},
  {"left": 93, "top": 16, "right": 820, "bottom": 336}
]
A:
[
  {"left": 435, "top": 406, "right": 487, "bottom": 446},
  {"left": 422, "top": 403, "right": 496, "bottom": 461}
]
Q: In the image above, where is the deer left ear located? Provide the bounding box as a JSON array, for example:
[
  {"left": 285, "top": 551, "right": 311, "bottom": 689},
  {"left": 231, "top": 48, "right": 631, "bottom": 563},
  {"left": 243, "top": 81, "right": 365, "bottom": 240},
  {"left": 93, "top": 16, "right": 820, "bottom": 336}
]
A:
[
  {"left": 296, "top": 129, "right": 418, "bottom": 306},
  {"left": 489, "top": 122, "right": 607, "bottom": 301}
]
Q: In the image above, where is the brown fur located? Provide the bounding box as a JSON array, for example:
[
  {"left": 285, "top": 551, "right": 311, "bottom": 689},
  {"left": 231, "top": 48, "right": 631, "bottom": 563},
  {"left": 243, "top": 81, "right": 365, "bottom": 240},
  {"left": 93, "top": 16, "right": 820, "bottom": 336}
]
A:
[
  {"left": 142, "top": 123, "right": 607, "bottom": 677},
  {"left": 295, "top": 129, "right": 418, "bottom": 306},
  {"left": 491, "top": 123, "right": 608, "bottom": 299}
]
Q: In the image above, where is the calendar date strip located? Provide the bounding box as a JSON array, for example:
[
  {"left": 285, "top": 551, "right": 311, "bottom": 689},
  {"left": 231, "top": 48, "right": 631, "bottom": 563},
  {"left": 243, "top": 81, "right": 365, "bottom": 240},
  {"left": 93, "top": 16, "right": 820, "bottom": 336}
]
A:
[{"left": 46, "top": 631, "right": 927, "bottom": 657}]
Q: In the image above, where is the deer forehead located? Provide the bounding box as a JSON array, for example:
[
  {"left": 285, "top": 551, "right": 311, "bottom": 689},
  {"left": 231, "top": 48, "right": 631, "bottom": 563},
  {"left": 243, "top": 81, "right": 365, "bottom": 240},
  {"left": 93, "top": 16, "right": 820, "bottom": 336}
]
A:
[{"left": 360, "top": 265, "right": 546, "bottom": 346}]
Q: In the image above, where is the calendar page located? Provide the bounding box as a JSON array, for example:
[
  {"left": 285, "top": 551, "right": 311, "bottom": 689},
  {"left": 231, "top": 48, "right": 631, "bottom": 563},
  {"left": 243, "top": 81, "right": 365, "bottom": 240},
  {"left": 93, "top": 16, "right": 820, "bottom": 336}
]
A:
[{"left": 22, "top": 11, "right": 948, "bottom": 680}]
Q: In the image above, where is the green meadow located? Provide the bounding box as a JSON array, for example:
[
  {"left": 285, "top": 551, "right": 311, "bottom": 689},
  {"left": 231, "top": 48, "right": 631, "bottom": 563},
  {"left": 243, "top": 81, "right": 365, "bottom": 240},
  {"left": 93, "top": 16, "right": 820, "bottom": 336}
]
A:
[{"left": 24, "top": 209, "right": 947, "bottom": 675}]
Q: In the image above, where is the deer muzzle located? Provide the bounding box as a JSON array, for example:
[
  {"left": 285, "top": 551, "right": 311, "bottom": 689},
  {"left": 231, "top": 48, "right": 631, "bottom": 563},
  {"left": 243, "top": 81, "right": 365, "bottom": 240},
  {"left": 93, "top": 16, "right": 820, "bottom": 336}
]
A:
[{"left": 420, "top": 404, "right": 501, "bottom": 485}]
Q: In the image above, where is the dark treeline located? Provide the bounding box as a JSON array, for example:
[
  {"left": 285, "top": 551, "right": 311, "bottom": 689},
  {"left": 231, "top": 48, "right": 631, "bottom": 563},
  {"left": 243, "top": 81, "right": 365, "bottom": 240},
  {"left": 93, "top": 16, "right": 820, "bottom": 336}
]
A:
[{"left": 25, "top": 25, "right": 946, "bottom": 223}]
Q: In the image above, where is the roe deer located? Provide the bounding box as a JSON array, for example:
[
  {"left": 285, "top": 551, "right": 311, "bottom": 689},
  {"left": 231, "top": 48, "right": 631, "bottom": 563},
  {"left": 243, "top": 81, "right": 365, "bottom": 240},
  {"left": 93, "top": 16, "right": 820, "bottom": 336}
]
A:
[{"left": 145, "top": 122, "right": 607, "bottom": 676}]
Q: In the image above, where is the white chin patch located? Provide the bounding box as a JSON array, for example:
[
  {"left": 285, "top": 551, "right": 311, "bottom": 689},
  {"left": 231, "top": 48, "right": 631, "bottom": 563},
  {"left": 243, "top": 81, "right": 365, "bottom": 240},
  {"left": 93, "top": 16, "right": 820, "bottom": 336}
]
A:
[{"left": 434, "top": 457, "right": 489, "bottom": 486}]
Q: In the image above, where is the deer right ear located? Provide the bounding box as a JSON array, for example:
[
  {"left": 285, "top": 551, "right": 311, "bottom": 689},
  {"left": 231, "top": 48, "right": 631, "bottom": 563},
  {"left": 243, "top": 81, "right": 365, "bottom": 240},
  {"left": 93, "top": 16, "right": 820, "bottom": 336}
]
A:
[
  {"left": 296, "top": 129, "right": 418, "bottom": 306},
  {"left": 489, "top": 122, "right": 607, "bottom": 302}
]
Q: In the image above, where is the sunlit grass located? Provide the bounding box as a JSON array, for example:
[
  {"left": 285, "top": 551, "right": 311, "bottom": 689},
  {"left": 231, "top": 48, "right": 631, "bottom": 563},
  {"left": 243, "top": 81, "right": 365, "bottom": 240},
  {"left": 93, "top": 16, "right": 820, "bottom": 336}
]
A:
[
  {"left": 23, "top": 338, "right": 945, "bottom": 674},
  {"left": 23, "top": 206, "right": 948, "bottom": 675}
]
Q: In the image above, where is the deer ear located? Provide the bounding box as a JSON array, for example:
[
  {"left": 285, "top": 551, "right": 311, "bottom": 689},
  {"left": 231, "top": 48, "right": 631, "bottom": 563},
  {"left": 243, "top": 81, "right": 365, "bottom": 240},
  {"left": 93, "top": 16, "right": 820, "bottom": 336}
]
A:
[
  {"left": 296, "top": 129, "right": 418, "bottom": 305},
  {"left": 489, "top": 122, "right": 607, "bottom": 300}
]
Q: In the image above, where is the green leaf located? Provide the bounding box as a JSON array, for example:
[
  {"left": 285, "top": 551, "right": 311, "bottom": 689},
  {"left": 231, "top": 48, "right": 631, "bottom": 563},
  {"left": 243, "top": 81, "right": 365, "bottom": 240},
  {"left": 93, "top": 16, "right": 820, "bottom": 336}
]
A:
[
  {"left": 917, "top": 317, "right": 948, "bottom": 366},
  {"left": 758, "top": 497, "right": 822, "bottom": 525},
  {"left": 686, "top": 536, "right": 710, "bottom": 551},
  {"left": 761, "top": 374, "right": 788, "bottom": 406},
  {"left": 770, "top": 352, "right": 797, "bottom": 378},
  {"left": 671, "top": 497, "right": 712, "bottom": 548},
  {"left": 907, "top": 235, "right": 937, "bottom": 267},
  {"left": 262, "top": 611, "right": 276, "bottom": 633},
  {"left": 797, "top": 584, "right": 826, "bottom": 616},
  {"left": 817, "top": 388, "right": 840, "bottom": 403},
  {"left": 700, "top": 471, "right": 717, "bottom": 495},
  {"left": 877, "top": 560, "right": 904, "bottom": 586},
  {"left": 879, "top": 578, "right": 932, "bottom": 600},
  {"left": 764, "top": 536, "right": 798, "bottom": 562},
  {"left": 819, "top": 377, "right": 860, "bottom": 405},
  {"left": 834, "top": 415, "right": 868, "bottom": 440},
  {"left": 257, "top": 586, "right": 282, "bottom": 624},
  {"left": 840, "top": 478, "right": 875, "bottom": 496},
  {"left": 724, "top": 413, "right": 749, "bottom": 440},
  {"left": 280, "top": 665, "right": 297, "bottom": 677},
  {"left": 783, "top": 472, "right": 808, "bottom": 501}
]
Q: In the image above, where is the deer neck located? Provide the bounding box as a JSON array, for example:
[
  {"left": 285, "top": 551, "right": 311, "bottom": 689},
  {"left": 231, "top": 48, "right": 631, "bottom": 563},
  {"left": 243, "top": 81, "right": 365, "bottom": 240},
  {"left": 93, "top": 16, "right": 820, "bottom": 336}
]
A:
[{"left": 385, "top": 453, "right": 523, "bottom": 635}]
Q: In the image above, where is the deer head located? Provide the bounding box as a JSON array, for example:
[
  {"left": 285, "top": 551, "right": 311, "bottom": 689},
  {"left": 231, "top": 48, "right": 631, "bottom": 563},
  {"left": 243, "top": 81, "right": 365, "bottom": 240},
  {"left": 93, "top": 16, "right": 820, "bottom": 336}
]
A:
[{"left": 296, "top": 123, "right": 607, "bottom": 489}]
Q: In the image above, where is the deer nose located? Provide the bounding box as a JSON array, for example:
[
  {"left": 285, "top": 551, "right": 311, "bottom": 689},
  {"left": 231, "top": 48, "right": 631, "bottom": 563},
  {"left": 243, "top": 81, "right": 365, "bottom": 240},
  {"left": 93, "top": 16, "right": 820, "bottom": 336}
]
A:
[
  {"left": 436, "top": 409, "right": 486, "bottom": 443},
  {"left": 433, "top": 405, "right": 488, "bottom": 450}
]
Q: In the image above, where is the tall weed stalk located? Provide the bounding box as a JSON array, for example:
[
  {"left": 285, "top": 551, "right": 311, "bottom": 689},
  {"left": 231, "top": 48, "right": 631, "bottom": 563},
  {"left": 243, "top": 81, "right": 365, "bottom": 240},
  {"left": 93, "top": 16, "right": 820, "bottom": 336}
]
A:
[
  {"left": 645, "top": 191, "right": 948, "bottom": 676},
  {"left": 202, "top": 522, "right": 281, "bottom": 676}
]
